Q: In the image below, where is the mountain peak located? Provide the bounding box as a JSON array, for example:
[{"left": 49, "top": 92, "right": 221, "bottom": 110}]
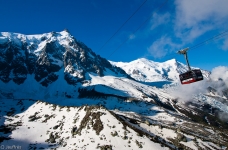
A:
[
  {"left": 133, "top": 58, "right": 177, "bottom": 66},
  {"left": 0, "top": 31, "right": 129, "bottom": 87},
  {"left": 163, "top": 58, "right": 177, "bottom": 65},
  {"left": 136, "top": 57, "right": 148, "bottom": 61},
  {"left": 165, "top": 58, "right": 176, "bottom": 63},
  {"left": 134, "top": 57, "right": 152, "bottom": 63}
]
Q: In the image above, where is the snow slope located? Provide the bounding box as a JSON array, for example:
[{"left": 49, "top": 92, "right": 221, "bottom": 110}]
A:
[
  {"left": 0, "top": 99, "right": 171, "bottom": 150},
  {"left": 1, "top": 98, "right": 226, "bottom": 150}
]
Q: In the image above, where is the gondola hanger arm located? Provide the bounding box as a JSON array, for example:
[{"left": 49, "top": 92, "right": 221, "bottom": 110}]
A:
[{"left": 177, "top": 47, "right": 191, "bottom": 71}]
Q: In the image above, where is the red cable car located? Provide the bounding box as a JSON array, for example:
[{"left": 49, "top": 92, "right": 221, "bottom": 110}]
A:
[
  {"left": 178, "top": 48, "right": 204, "bottom": 84},
  {"left": 179, "top": 69, "right": 203, "bottom": 84}
]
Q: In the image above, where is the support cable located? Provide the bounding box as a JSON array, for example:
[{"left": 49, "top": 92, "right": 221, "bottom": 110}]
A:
[
  {"left": 97, "top": 0, "right": 148, "bottom": 53},
  {"left": 189, "top": 30, "right": 228, "bottom": 50},
  {"left": 153, "top": 29, "right": 228, "bottom": 63},
  {"left": 108, "top": 0, "right": 169, "bottom": 57}
]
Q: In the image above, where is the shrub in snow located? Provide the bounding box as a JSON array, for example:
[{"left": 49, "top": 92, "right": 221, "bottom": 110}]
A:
[
  {"left": 98, "top": 145, "right": 112, "bottom": 150},
  {"left": 177, "top": 133, "right": 187, "bottom": 142},
  {"left": 145, "top": 120, "right": 150, "bottom": 126},
  {"left": 71, "top": 126, "right": 77, "bottom": 136},
  {"left": 135, "top": 140, "right": 143, "bottom": 148},
  {"left": 122, "top": 135, "right": 128, "bottom": 140},
  {"left": 46, "top": 132, "right": 56, "bottom": 143},
  {"left": 111, "top": 131, "right": 118, "bottom": 137},
  {"left": 53, "top": 125, "right": 59, "bottom": 130}
]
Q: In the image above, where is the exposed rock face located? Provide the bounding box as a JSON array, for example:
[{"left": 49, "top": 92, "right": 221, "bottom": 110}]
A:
[
  {"left": 0, "top": 42, "right": 28, "bottom": 84},
  {"left": 0, "top": 31, "right": 129, "bottom": 86}
]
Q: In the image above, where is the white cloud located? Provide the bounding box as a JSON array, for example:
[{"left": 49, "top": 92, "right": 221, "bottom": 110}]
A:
[
  {"left": 129, "top": 34, "right": 136, "bottom": 40},
  {"left": 175, "top": 24, "right": 213, "bottom": 43},
  {"left": 147, "top": 0, "right": 228, "bottom": 58},
  {"left": 169, "top": 80, "right": 208, "bottom": 102},
  {"left": 175, "top": 0, "right": 228, "bottom": 27},
  {"left": 210, "top": 66, "right": 228, "bottom": 86},
  {"left": 221, "top": 37, "right": 228, "bottom": 51},
  {"left": 147, "top": 36, "right": 181, "bottom": 58},
  {"left": 150, "top": 13, "right": 170, "bottom": 30},
  {"left": 175, "top": 0, "right": 228, "bottom": 41},
  {"left": 169, "top": 66, "right": 228, "bottom": 102},
  {"left": 167, "top": 66, "right": 228, "bottom": 121}
]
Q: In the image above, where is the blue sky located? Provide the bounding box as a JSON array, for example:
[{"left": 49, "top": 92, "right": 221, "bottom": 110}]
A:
[{"left": 0, "top": 0, "right": 228, "bottom": 71}]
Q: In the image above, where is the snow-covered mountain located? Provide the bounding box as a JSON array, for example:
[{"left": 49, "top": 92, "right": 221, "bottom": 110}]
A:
[
  {"left": 0, "top": 31, "right": 228, "bottom": 149},
  {"left": 0, "top": 30, "right": 129, "bottom": 86},
  {"left": 0, "top": 30, "right": 131, "bottom": 99},
  {"left": 110, "top": 58, "right": 210, "bottom": 83}
]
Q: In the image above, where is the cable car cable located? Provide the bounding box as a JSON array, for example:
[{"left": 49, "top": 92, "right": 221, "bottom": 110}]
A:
[
  {"left": 108, "top": 0, "right": 169, "bottom": 58},
  {"left": 97, "top": 0, "right": 148, "bottom": 53},
  {"left": 163, "top": 29, "right": 228, "bottom": 60},
  {"left": 189, "top": 29, "right": 228, "bottom": 50}
]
